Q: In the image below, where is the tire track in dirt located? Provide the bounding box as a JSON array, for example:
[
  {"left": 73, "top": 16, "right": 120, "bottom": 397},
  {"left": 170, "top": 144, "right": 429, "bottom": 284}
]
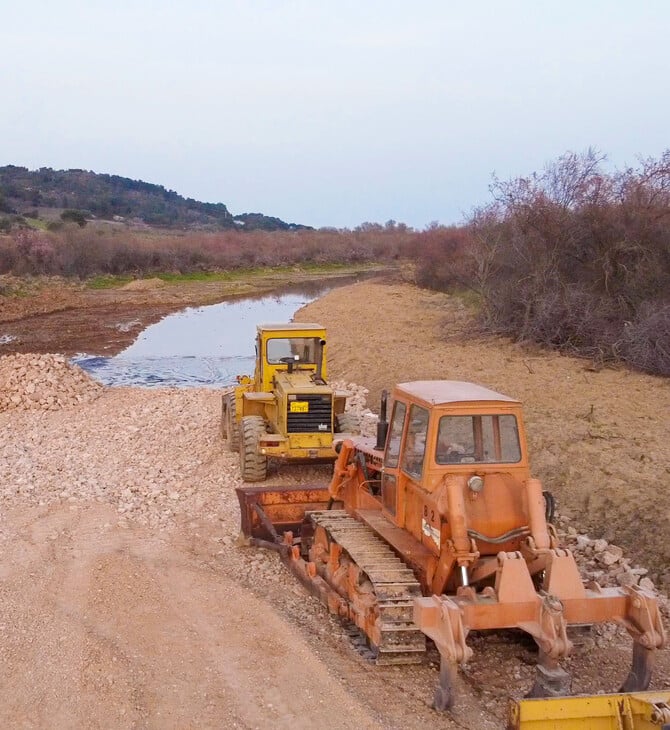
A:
[{"left": 0, "top": 503, "right": 384, "bottom": 729}]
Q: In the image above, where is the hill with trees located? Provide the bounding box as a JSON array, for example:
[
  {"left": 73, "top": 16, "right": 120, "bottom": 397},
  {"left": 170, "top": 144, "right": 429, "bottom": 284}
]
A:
[{"left": 0, "top": 165, "right": 310, "bottom": 231}]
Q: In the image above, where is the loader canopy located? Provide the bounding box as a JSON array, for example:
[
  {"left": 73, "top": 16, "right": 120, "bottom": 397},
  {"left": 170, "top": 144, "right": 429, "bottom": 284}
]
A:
[
  {"left": 255, "top": 323, "right": 328, "bottom": 391},
  {"left": 266, "top": 336, "right": 321, "bottom": 364}
]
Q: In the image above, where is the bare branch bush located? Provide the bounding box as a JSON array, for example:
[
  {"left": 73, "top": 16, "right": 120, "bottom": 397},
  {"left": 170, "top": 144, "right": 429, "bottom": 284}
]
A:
[
  {"left": 0, "top": 226, "right": 418, "bottom": 279},
  {"left": 413, "top": 225, "right": 477, "bottom": 291},
  {"left": 471, "top": 149, "right": 670, "bottom": 375}
]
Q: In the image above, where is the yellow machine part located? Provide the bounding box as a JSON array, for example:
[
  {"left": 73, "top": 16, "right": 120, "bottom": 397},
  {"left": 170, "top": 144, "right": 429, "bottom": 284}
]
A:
[{"left": 509, "top": 692, "right": 670, "bottom": 729}]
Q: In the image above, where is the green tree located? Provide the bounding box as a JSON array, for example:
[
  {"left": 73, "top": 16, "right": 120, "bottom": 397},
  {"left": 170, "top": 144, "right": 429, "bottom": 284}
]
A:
[{"left": 60, "top": 209, "right": 88, "bottom": 227}]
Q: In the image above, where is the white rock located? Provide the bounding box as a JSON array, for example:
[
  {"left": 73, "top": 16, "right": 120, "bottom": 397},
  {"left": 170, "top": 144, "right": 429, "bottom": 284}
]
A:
[
  {"left": 615, "top": 570, "right": 639, "bottom": 587},
  {"left": 593, "top": 539, "right": 608, "bottom": 553},
  {"left": 597, "top": 548, "right": 623, "bottom": 566}
]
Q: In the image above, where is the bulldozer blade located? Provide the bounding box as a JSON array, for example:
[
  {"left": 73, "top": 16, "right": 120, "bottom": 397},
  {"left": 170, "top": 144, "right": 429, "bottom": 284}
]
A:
[
  {"left": 236, "top": 484, "right": 338, "bottom": 542},
  {"left": 509, "top": 691, "right": 670, "bottom": 730},
  {"left": 620, "top": 643, "right": 654, "bottom": 692}
]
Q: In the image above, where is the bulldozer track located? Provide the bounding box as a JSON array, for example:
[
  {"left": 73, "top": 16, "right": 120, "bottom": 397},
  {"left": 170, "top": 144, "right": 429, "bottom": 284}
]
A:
[{"left": 308, "top": 510, "right": 426, "bottom": 665}]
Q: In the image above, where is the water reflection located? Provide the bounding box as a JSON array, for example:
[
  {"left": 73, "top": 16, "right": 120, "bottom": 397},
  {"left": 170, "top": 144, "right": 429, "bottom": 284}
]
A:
[{"left": 74, "top": 277, "right": 361, "bottom": 388}]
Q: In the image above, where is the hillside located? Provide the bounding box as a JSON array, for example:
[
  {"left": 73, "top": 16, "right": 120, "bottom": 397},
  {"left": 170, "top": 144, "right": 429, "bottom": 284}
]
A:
[{"left": 0, "top": 165, "right": 311, "bottom": 231}]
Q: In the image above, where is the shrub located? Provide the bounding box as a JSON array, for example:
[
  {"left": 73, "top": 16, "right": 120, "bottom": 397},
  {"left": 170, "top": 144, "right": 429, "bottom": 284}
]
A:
[
  {"left": 60, "top": 209, "right": 88, "bottom": 227},
  {"left": 10, "top": 230, "right": 57, "bottom": 275},
  {"left": 414, "top": 225, "right": 475, "bottom": 291},
  {"left": 0, "top": 225, "right": 420, "bottom": 279},
  {"left": 469, "top": 149, "right": 670, "bottom": 375}
]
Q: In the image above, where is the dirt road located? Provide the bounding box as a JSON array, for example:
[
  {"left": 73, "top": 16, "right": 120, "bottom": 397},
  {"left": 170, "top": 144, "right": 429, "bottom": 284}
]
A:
[
  {"left": 0, "top": 500, "right": 384, "bottom": 729},
  {"left": 0, "top": 277, "right": 668, "bottom": 729}
]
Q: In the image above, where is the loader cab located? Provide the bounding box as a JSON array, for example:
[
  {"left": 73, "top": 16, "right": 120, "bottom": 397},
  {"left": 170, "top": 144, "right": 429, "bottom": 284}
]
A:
[{"left": 254, "top": 323, "right": 328, "bottom": 392}]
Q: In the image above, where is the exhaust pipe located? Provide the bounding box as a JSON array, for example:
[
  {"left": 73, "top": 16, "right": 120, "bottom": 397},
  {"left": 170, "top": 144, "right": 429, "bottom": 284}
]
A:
[
  {"left": 375, "top": 389, "right": 389, "bottom": 450},
  {"left": 315, "top": 338, "right": 326, "bottom": 383}
]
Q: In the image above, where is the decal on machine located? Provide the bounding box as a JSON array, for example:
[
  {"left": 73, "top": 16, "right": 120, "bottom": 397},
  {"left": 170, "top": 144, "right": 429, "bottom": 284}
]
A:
[
  {"left": 290, "top": 401, "right": 309, "bottom": 413},
  {"left": 421, "top": 518, "right": 441, "bottom": 548}
]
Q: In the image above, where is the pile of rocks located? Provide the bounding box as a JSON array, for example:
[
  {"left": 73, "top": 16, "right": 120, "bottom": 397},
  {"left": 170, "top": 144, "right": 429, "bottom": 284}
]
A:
[
  {"left": 333, "top": 380, "right": 379, "bottom": 438},
  {"left": 0, "top": 353, "right": 103, "bottom": 412},
  {"left": 559, "top": 520, "right": 658, "bottom": 592}
]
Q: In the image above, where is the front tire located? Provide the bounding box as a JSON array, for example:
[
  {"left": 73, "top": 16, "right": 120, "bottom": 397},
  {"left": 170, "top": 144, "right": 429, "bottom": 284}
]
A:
[
  {"left": 223, "top": 394, "right": 240, "bottom": 452},
  {"left": 240, "top": 415, "right": 268, "bottom": 482}
]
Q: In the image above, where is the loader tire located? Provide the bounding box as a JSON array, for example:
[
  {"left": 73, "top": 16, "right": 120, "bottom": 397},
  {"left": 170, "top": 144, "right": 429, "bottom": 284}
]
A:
[
  {"left": 335, "top": 411, "right": 361, "bottom": 434},
  {"left": 220, "top": 395, "right": 228, "bottom": 438},
  {"left": 240, "top": 415, "right": 268, "bottom": 482},
  {"left": 223, "top": 394, "right": 240, "bottom": 452}
]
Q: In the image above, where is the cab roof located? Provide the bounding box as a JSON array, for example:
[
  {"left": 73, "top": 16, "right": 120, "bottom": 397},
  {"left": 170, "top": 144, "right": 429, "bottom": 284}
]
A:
[
  {"left": 396, "top": 380, "right": 519, "bottom": 406},
  {"left": 257, "top": 323, "right": 325, "bottom": 332}
]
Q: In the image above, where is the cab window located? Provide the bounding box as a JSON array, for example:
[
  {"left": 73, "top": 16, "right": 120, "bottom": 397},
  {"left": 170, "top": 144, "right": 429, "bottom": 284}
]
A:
[
  {"left": 384, "top": 401, "right": 406, "bottom": 469},
  {"left": 401, "top": 405, "right": 429, "bottom": 478},
  {"left": 266, "top": 337, "right": 318, "bottom": 364},
  {"left": 435, "top": 414, "right": 521, "bottom": 464}
]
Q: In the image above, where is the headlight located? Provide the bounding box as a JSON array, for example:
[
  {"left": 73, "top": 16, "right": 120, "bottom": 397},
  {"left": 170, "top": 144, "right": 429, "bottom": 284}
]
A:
[{"left": 468, "top": 475, "right": 484, "bottom": 493}]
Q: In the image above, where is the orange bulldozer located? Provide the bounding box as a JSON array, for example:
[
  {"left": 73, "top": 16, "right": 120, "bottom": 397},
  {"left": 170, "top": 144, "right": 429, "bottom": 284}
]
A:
[{"left": 236, "top": 380, "right": 666, "bottom": 709}]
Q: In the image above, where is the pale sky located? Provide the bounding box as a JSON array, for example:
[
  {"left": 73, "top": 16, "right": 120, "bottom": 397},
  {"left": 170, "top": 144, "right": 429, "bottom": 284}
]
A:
[{"left": 1, "top": 1, "right": 668, "bottom": 229}]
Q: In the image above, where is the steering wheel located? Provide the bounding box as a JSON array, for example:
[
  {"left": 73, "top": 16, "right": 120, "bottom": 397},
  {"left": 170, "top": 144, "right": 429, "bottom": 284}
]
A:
[{"left": 279, "top": 355, "right": 300, "bottom": 373}]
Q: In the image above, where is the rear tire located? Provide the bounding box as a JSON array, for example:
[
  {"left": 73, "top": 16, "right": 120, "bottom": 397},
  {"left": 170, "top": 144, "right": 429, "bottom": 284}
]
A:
[
  {"left": 240, "top": 415, "right": 268, "bottom": 482},
  {"left": 223, "top": 394, "right": 240, "bottom": 452}
]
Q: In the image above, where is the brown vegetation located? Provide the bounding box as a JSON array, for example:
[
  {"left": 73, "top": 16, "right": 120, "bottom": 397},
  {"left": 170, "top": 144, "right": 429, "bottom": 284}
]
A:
[
  {"left": 412, "top": 224, "right": 474, "bottom": 291},
  {"left": 414, "top": 150, "right": 670, "bottom": 376},
  {"left": 0, "top": 225, "right": 415, "bottom": 278}
]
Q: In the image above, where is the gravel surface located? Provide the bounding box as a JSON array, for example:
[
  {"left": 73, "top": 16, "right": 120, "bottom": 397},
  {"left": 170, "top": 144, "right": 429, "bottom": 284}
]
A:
[{"left": 0, "top": 373, "right": 390, "bottom": 729}]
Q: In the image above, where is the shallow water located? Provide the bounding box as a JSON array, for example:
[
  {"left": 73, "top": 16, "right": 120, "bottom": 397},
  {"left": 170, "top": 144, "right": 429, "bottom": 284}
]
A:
[{"left": 74, "top": 285, "right": 331, "bottom": 388}]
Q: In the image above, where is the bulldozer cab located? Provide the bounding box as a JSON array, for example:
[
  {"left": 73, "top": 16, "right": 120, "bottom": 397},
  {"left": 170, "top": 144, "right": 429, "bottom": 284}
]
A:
[
  {"left": 383, "top": 380, "right": 528, "bottom": 474},
  {"left": 376, "top": 381, "right": 531, "bottom": 543},
  {"left": 254, "top": 323, "right": 328, "bottom": 392}
]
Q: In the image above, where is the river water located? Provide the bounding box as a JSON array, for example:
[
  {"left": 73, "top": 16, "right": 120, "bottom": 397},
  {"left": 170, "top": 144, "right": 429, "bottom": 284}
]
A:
[{"left": 74, "top": 280, "right": 339, "bottom": 388}]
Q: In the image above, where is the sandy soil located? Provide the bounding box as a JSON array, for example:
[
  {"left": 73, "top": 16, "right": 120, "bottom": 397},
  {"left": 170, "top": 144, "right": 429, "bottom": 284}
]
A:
[{"left": 0, "top": 277, "right": 668, "bottom": 729}]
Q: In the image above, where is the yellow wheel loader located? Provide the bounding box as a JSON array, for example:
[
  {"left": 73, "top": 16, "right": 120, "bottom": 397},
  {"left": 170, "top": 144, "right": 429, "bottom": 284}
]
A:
[
  {"left": 221, "top": 323, "right": 358, "bottom": 481},
  {"left": 236, "top": 380, "right": 666, "bottom": 712}
]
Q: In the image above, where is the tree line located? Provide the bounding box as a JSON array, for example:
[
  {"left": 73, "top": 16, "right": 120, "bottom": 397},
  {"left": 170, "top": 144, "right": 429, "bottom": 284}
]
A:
[
  {"left": 2, "top": 152, "right": 668, "bottom": 376},
  {"left": 0, "top": 166, "right": 308, "bottom": 231}
]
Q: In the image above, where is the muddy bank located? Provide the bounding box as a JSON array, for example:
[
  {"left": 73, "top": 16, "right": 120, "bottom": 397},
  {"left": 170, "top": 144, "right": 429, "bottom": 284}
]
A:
[{"left": 0, "top": 266, "right": 390, "bottom": 356}]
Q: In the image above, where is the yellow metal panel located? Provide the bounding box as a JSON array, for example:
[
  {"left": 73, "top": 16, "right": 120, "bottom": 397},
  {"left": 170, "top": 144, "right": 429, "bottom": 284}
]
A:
[{"left": 509, "top": 692, "right": 670, "bottom": 729}]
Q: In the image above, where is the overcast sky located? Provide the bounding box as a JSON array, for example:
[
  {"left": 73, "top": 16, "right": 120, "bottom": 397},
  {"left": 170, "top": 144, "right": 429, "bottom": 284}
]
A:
[{"left": 1, "top": 1, "right": 668, "bottom": 229}]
